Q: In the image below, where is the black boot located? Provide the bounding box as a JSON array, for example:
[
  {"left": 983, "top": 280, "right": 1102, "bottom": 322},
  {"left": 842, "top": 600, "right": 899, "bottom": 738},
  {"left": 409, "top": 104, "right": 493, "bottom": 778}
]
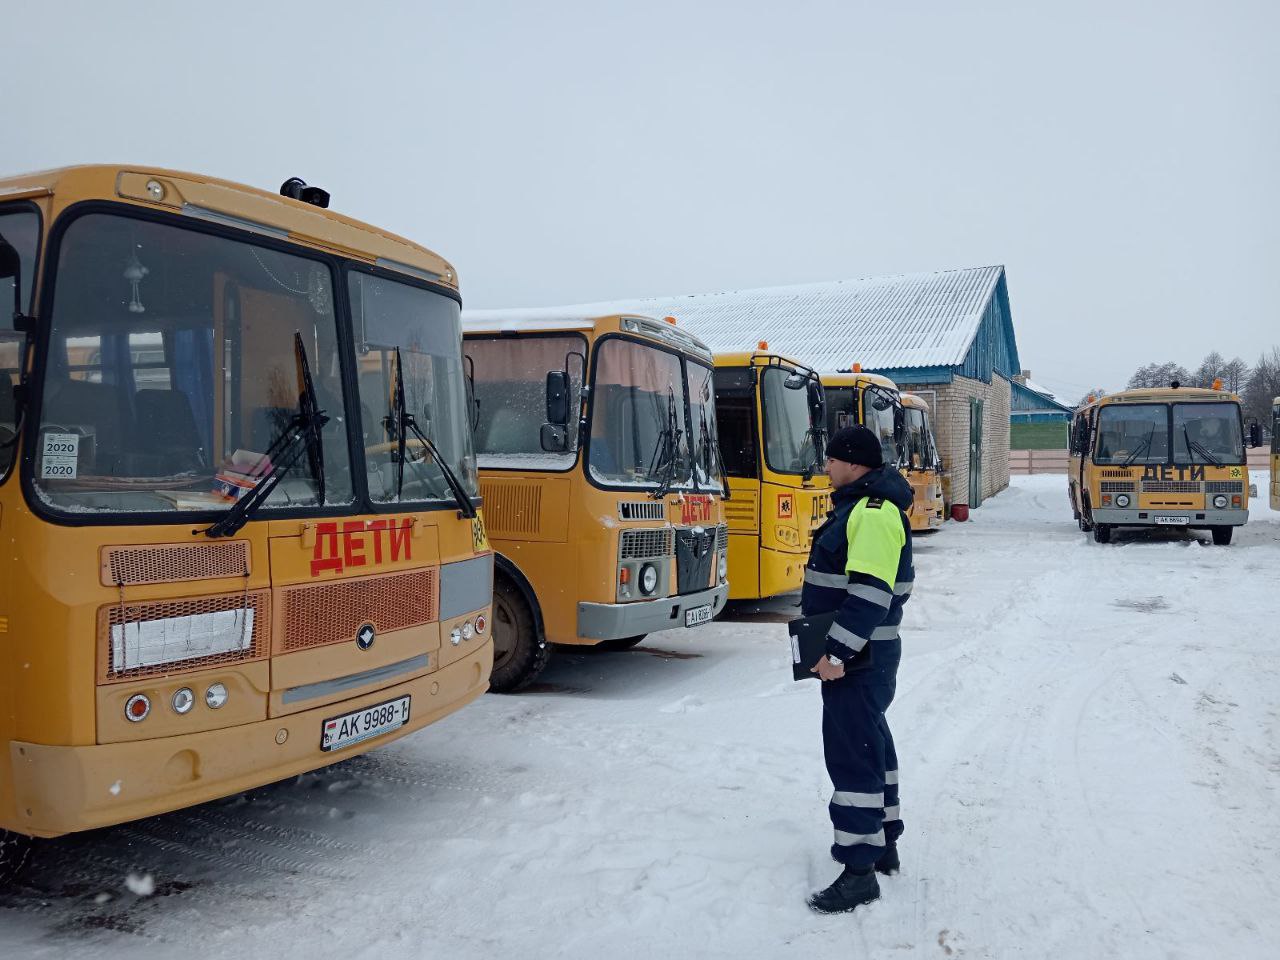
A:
[
  {"left": 807, "top": 865, "right": 880, "bottom": 914},
  {"left": 874, "top": 843, "right": 899, "bottom": 876}
]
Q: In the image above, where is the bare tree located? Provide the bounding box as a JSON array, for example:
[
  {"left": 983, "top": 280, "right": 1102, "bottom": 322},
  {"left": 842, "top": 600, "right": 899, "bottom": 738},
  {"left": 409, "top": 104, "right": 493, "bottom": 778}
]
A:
[
  {"left": 1127, "top": 362, "right": 1191, "bottom": 389},
  {"left": 1242, "top": 348, "right": 1280, "bottom": 426},
  {"left": 1222, "top": 357, "right": 1250, "bottom": 393},
  {"left": 1074, "top": 387, "right": 1109, "bottom": 407},
  {"left": 1192, "top": 351, "right": 1225, "bottom": 388}
]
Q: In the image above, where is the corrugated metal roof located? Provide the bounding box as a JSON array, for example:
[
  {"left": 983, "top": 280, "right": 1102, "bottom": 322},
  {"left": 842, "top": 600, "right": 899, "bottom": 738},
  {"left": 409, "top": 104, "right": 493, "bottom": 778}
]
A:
[{"left": 464, "top": 265, "right": 1005, "bottom": 371}]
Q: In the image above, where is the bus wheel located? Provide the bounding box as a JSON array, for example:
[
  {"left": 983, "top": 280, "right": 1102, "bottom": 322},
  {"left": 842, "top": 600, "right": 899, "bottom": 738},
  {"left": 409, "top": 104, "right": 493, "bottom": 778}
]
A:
[
  {"left": 488, "top": 575, "right": 550, "bottom": 693},
  {"left": 599, "top": 635, "right": 647, "bottom": 650},
  {"left": 0, "top": 829, "right": 33, "bottom": 884},
  {"left": 1211, "top": 526, "right": 1233, "bottom": 546},
  {"left": 1093, "top": 523, "right": 1112, "bottom": 544}
]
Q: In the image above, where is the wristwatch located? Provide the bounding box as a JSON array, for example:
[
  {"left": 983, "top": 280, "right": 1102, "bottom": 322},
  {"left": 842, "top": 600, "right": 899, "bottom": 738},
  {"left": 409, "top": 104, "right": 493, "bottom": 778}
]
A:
[{"left": 826, "top": 654, "right": 844, "bottom": 666}]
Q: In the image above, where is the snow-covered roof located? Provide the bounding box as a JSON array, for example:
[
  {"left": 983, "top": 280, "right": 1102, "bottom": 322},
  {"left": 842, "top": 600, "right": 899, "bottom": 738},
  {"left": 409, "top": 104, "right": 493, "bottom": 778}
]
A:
[
  {"left": 1022, "top": 379, "right": 1058, "bottom": 402},
  {"left": 464, "top": 265, "right": 1005, "bottom": 372}
]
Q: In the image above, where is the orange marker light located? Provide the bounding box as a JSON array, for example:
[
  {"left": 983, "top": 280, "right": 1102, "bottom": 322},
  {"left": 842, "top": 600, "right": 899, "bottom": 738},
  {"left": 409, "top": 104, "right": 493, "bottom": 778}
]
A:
[
  {"left": 664, "top": 316, "right": 677, "bottom": 325},
  {"left": 758, "top": 340, "right": 769, "bottom": 350},
  {"left": 619, "top": 568, "right": 631, "bottom": 585},
  {"left": 1213, "top": 377, "right": 1223, "bottom": 390},
  {"left": 852, "top": 363, "right": 862, "bottom": 373}
]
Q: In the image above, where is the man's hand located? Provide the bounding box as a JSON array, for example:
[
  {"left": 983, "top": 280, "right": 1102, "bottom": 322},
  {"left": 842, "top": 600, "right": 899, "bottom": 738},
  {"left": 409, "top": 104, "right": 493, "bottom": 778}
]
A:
[{"left": 811, "top": 656, "right": 845, "bottom": 681}]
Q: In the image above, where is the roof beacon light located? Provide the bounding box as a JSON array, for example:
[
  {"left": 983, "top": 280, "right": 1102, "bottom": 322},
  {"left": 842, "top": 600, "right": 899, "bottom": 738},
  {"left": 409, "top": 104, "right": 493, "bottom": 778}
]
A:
[
  {"left": 664, "top": 316, "right": 677, "bottom": 325},
  {"left": 758, "top": 340, "right": 769, "bottom": 351},
  {"left": 1213, "top": 377, "right": 1223, "bottom": 390},
  {"left": 852, "top": 363, "right": 863, "bottom": 373}
]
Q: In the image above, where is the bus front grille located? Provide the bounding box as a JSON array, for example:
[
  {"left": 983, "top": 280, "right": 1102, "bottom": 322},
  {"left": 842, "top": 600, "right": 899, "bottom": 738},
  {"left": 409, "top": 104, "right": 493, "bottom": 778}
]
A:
[
  {"left": 101, "top": 541, "right": 251, "bottom": 587},
  {"left": 277, "top": 568, "right": 438, "bottom": 654},
  {"left": 620, "top": 528, "right": 674, "bottom": 560},
  {"left": 98, "top": 589, "right": 271, "bottom": 683},
  {"left": 1141, "top": 481, "right": 1201, "bottom": 493},
  {"left": 1204, "top": 481, "right": 1244, "bottom": 494},
  {"left": 1100, "top": 481, "right": 1135, "bottom": 493}
]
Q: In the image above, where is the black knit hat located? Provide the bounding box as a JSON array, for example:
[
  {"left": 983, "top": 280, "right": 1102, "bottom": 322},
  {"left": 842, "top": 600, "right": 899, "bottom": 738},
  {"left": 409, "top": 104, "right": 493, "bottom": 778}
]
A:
[{"left": 826, "top": 425, "right": 883, "bottom": 468}]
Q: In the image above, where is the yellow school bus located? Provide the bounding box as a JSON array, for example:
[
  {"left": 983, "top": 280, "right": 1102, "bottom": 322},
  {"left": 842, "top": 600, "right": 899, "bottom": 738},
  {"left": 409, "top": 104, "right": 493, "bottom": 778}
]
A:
[
  {"left": 901, "top": 392, "right": 946, "bottom": 530},
  {"left": 462, "top": 313, "right": 729, "bottom": 691},
  {"left": 1068, "top": 384, "right": 1252, "bottom": 544},
  {"left": 0, "top": 165, "right": 491, "bottom": 872},
  {"left": 1272, "top": 398, "right": 1280, "bottom": 511},
  {"left": 713, "top": 347, "right": 829, "bottom": 600}
]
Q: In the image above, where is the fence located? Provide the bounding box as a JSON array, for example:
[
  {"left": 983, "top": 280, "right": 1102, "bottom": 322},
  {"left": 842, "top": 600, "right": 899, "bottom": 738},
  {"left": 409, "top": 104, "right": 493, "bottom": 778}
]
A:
[{"left": 1011, "top": 449, "right": 1271, "bottom": 476}]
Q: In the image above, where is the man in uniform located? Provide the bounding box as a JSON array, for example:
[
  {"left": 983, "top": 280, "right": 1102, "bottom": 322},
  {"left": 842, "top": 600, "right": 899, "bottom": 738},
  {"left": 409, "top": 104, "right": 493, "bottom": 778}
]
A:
[{"left": 802, "top": 424, "right": 915, "bottom": 914}]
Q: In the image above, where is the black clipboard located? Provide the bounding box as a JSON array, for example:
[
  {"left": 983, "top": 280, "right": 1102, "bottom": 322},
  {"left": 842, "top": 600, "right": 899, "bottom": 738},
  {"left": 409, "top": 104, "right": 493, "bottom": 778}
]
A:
[{"left": 788, "top": 611, "right": 873, "bottom": 681}]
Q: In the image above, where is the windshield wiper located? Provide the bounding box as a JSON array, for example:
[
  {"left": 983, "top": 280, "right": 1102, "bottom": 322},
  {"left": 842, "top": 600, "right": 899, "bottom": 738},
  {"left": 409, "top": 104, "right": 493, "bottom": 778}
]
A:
[
  {"left": 697, "top": 404, "right": 731, "bottom": 499},
  {"left": 206, "top": 333, "right": 328, "bottom": 538},
  {"left": 1182, "top": 425, "right": 1223, "bottom": 467},
  {"left": 390, "top": 347, "right": 477, "bottom": 518},
  {"left": 1122, "top": 428, "right": 1155, "bottom": 467},
  {"left": 647, "top": 388, "right": 684, "bottom": 500}
]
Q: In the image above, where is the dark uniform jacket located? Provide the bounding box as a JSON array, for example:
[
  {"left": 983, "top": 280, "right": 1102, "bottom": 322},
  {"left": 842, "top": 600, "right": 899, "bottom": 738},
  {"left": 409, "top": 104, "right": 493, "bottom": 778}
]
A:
[{"left": 801, "top": 467, "right": 915, "bottom": 661}]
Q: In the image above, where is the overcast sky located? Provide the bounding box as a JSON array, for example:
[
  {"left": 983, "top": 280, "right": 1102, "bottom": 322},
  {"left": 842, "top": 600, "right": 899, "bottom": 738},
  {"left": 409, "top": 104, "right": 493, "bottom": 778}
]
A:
[{"left": 10, "top": 0, "right": 1278, "bottom": 401}]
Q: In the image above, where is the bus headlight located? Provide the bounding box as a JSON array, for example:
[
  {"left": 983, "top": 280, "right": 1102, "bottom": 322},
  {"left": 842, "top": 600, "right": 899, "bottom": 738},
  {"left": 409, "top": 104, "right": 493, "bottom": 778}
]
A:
[
  {"left": 718, "top": 554, "right": 728, "bottom": 581},
  {"left": 639, "top": 563, "right": 659, "bottom": 596},
  {"left": 172, "top": 687, "right": 195, "bottom": 715},
  {"left": 1115, "top": 494, "right": 1130, "bottom": 508},
  {"left": 1213, "top": 494, "right": 1228, "bottom": 509},
  {"left": 205, "top": 683, "right": 228, "bottom": 710}
]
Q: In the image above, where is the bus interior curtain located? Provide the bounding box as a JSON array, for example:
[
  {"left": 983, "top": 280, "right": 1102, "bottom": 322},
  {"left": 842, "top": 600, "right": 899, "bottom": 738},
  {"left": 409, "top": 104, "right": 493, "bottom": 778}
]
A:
[
  {"left": 173, "top": 328, "right": 215, "bottom": 455},
  {"left": 100, "top": 333, "right": 138, "bottom": 422}
]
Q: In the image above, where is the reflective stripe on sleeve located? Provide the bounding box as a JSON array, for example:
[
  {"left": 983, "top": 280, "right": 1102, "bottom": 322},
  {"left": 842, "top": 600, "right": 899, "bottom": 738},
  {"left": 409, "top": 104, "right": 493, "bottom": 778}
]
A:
[
  {"left": 894, "top": 581, "right": 914, "bottom": 597},
  {"left": 831, "top": 791, "right": 884, "bottom": 808},
  {"left": 884, "top": 769, "right": 899, "bottom": 785},
  {"left": 882, "top": 805, "right": 901, "bottom": 821},
  {"left": 828, "top": 621, "right": 870, "bottom": 652},
  {"left": 847, "top": 583, "right": 892, "bottom": 608},
  {"left": 804, "top": 569, "right": 848, "bottom": 589},
  {"left": 834, "top": 828, "right": 886, "bottom": 848},
  {"left": 871, "top": 625, "right": 899, "bottom": 641}
]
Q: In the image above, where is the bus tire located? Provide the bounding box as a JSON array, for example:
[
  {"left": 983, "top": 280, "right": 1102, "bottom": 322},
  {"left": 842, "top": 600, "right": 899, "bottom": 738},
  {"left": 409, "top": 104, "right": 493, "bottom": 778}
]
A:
[
  {"left": 1093, "top": 523, "right": 1112, "bottom": 544},
  {"left": 0, "top": 829, "right": 32, "bottom": 884},
  {"left": 599, "top": 635, "right": 646, "bottom": 650},
  {"left": 1211, "top": 526, "right": 1233, "bottom": 546},
  {"left": 488, "top": 574, "right": 550, "bottom": 693}
]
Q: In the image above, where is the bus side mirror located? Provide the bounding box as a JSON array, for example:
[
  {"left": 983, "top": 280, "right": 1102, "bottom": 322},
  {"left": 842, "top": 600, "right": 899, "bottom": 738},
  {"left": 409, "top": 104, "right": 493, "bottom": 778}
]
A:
[
  {"left": 545, "top": 370, "right": 569, "bottom": 425},
  {"left": 539, "top": 423, "right": 568, "bottom": 452},
  {"left": 1248, "top": 421, "right": 1263, "bottom": 448}
]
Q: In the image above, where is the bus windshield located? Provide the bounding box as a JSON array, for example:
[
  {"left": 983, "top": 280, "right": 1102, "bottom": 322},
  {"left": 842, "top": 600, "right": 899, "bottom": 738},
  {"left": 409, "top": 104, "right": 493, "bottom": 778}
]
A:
[
  {"left": 348, "top": 270, "right": 478, "bottom": 502},
  {"left": 761, "top": 367, "right": 819, "bottom": 475},
  {"left": 905, "top": 408, "right": 930, "bottom": 468},
  {"left": 686, "top": 360, "right": 723, "bottom": 489},
  {"left": 1094, "top": 404, "right": 1169, "bottom": 465},
  {"left": 31, "top": 212, "right": 355, "bottom": 515},
  {"left": 465, "top": 333, "right": 585, "bottom": 471},
  {"left": 589, "top": 337, "right": 692, "bottom": 489},
  {"left": 863, "top": 387, "right": 899, "bottom": 465},
  {"left": 1171, "top": 402, "right": 1244, "bottom": 465},
  {"left": 824, "top": 385, "right": 857, "bottom": 436}
]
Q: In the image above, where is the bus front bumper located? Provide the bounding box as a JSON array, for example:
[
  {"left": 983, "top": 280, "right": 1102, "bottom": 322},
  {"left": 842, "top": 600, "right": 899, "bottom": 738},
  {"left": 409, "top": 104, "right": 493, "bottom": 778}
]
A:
[
  {"left": 6, "top": 641, "right": 492, "bottom": 839},
  {"left": 1090, "top": 507, "right": 1249, "bottom": 527},
  {"left": 577, "top": 584, "right": 729, "bottom": 641}
]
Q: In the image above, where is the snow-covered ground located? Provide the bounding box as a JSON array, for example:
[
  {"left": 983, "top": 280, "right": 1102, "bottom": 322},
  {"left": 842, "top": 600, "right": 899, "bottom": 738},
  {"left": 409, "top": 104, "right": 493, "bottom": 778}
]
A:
[{"left": 3, "top": 474, "right": 1279, "bottom": 959}]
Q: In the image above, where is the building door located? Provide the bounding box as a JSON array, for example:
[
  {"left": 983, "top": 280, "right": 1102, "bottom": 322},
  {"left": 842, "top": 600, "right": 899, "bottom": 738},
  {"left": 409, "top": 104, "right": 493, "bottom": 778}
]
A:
[{"left": 969, "top": 398, "right": 984, "bottom": 507}]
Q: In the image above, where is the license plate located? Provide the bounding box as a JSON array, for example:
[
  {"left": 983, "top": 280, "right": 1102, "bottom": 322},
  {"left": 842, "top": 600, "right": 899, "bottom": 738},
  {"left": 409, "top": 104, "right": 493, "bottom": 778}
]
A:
[
  {"left": 1155, "top": 516, "right": 1190, "bottom": 526},
  {"left": 321, "top": 695, "right": 411, "bottom": 752},
  {"left": 684, "top": 604, "right": 714, "bottom": 627}
]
